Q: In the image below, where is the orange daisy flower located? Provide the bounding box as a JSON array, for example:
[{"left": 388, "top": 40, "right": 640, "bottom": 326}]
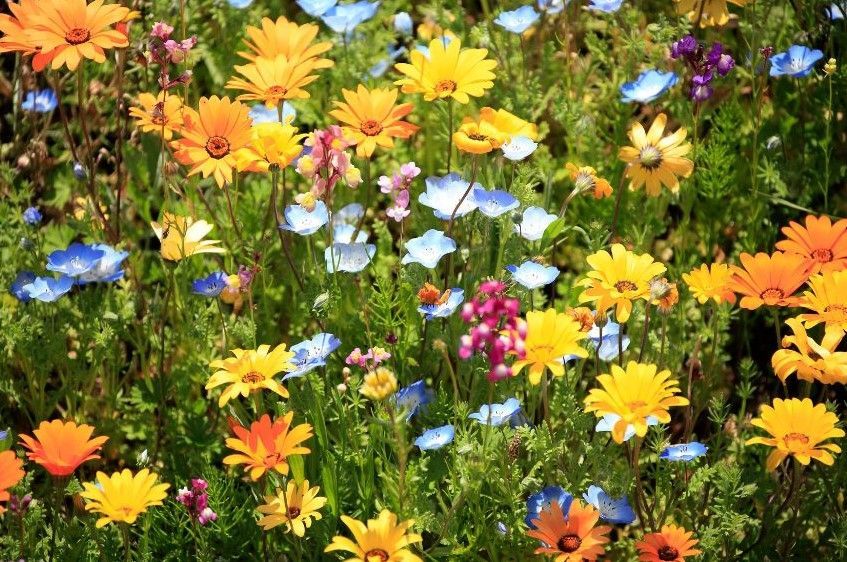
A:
[
  {"left": 728, "top": 252, "right": 812, "bottom": 310},
  {"left": 26, "top": 0, "right": 132, "bottom": 71},
  {"left": 238, "top": 16, "right": 334, "bottom": 68},
  {"left": 0, "top": 0, "right": 42, "bottom": 58},
  {"left": 0, "top": 450, "right": 25, "bottom": 515},
  {"left": 526, "top": 500, "right": 612, "bottom": 561},
  {"left": 19, "top": 419, "right": 108, "bottom": 477},
  {"left": 329, "top": 84, "right": 419, "bottom": 158},
  {"left": 128, "top": 92, "right": 189, "bottom": 140},
  {"left": 226, "top": 55, "right": 323, "bottom": 108},
  {"left": 636, "top": 524, "right": 701, "bottom": 562},
  {"left": 775, "top": 215, "right": 847, "bottom": 274},
  {"left": 223, "top": 413, "right": 313, "bottom": 481},
  {"left": 171, "top": 96, "right": 256, "bottom": 188}
]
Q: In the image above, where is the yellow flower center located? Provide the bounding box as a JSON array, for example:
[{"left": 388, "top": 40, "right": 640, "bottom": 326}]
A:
[
  {"left": 205, "top": 136, "right": 231, "bottom": 159},
  {"left": 266, "top": 85, "right": 288, "bottom": 98},
  {"left": 811, "top": 248, "right": 834, "bottom": 262},
  {"left": 65, "top": 27, "right": 91, "bottom": 45},
  {"left": 638, "top": 145, "right": 663, "bottom": 169},
  {"left": 150, "top": 102, "right": 167, "bottom": 126},
  {"left": 360, "top": 119, "right": 383, "bottom": 136},
  {"left": 615, "top": 280, "right": 638, "bottom": 293},
  {"left": 241, "top": 371, "right": 263, "bottom": 384},
  {"left": 557, "top": 534, "right": 582, "bottom": 553},
  {"left": 760, "top": 288, "right": 785, "bottom": 303},
  {"left": 365, "top": 549, "right": 390, "bottom": 561},
  {"left": 658, "top": 545, "right": 680, "bottom": 561},
  {"left": 435, "top": 79, "right": 457, "bottom": 94},
  {"left": 783, "top": 432, "right": 810, "bottom": 450}
]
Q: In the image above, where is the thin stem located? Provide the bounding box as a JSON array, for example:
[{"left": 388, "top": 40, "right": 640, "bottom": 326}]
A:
[
  {"left": 223, "top": 177, "right": 244, "bottom": 248},
  {"left": 446, "top": 99, "right": 454, "bottom": 173},
  {"left": 272, "top": 168, "right": 306, "bottom": 292},
  {"left": 638, "top": 303, "right": 652, "bottom": 363},
  {"left": 609, "top": 169, "right": 629, "bottom": 242}
]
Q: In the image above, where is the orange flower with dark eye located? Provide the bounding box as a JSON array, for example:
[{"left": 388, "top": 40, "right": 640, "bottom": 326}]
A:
[
  {"left": 728, "top": 252, "right": 813, "bottom": 310},
  {"left": 776, "top": 215, "right": 847, "bottom": 274},
  {"left": 526, "top": 500, "right": 612, "bottom": 561},
  {"left": 636, "top": 524, "right": 701, "bottom": 562},
  {"left": 0, "top": 450, "right": 25, "bottom": 515},
  {"left": 19, "top": 419, "right": 108, "bottom": 477},
  {"left": 223, "top": 413, "right": 313, "bottom": 481}
]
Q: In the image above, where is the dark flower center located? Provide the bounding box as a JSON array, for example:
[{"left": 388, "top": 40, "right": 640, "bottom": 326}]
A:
[
  {"left": 639, "top": 145, "right": 663, "bottom": 169},
  {"left": 615, "top": 280, "right": 638, "bottom": 293},
  {"left": 783, "top": 432, "right": 810, "bottom": 446},
  {"left": 658, "top": 545, "right": 680, "bottom": 561},
  {"left": 760, "top": 288, "right": 785, "bottom": 302},
  {"left": 263, "top": 452, "right": 284, "bottom": 465},
  {"left": 266, "top": 85, "right": 288, "bottom": 98},
  {"left": 435, "top": 80, "right": 457, "bottom": 94},
  {"left": 811, "top": 248, "right": 834, "bottom": 262},
  {"left": 825, "top": 304, "right": 847, "bottom": 316},
  {"left": 361, "top": 119, "right": 383, "bottom": 136},
  {"left": 241, "top": 371, "right": 263, "bottom": 384},
  {"left": 364, "top": 549, "right": 390, "bottom": 561},
  {"left": 65, "top": 27, "right": 91, "bottom": 45},
  {"left": 287, "top": 506, "right": 301, "bottom": 518},
  {"left": 205, "top": 136, "right": 231, "bottom": 159},
  {"left": 556, "top": 534, "right": 582, "bottom": 553},
  {"left": 468, "top": 133, "right": 489, "bottom": 142}
]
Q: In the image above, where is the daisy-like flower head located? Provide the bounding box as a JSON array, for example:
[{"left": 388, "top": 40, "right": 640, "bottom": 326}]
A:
[
  {"left": 526, "top": 500, "right": 612, "bottom": 561},
  {"left": 329, "top": 84, "right": 419, "bottom": 158},
  {"left": 0, "top": 450, "right": 25, "bottom": 515},
  {"left": 799, "top": 270, "right": 847, "bottom": 333},
  {"left": 746, "top": 397, "right": 844, "bottom": 471},
  {"left": 584, "top": 361, "right": 689, "bottom": 444},
  {"left": 19, "top": 419, "right": 108, "bottom": 477},
  {"left": 151, "top": 212, "right": 226, "bottom": 261},
  {"left": 238, "top": 16, "right": 334, "bottom": 68},
  {"left": 360, "top": 367, "right": 398, "bottom": 401},
  {"left": 171, "top": 96, "right": 256, "bottom": 188},
  {"left": 242, "top": 121, "right": 307, "bottom": 173},
  {"left": 775, "top": 215, "right": 847, "bottom": 274},
  {"left": 681, "top": 263, "right": 736, "bottom": 305},
  {"left": 394, "top": 37, "right": 497, "bottom": 104},
  {"left": 674, "top": 0, "right": 749, "bottom": 28},
  {"left": 772, "top": 318, "right": 847, "bottom": 385},
  {"left": 325, "top": 509, "right": 423, "bottom": 562},
  {"left": 478, "top": 107, "right": 538, "bottom": 140},
  {"left": 206, "top": 343, "right": 295, "bottom": 407},
  {"left": 25, "top": 0, "right": 133, "bottom": 71},
  {"left": 453, "top": 115, "right": 509, "bottom": 154},
  {"left": 636, "top": 524, "right": 701, "bottom": 562},
  {"left": 565, "top": 163, "right": 613, "bottom": 199},
  {"left": 511, "top": 309, "right": 588, "bottom": 385},
  {"left": 128, "top": 92, "right": 188, "bottom": 140},
  {"left": 578, "top": 243, "right": 667, "bottom": 323},
  {"left": 257, "top": 479, "right": 327, "bottom": 536},
  {"left": 223, "top": 413, "right": 313, "bottom": 480},
  {"left": 0, "top": 0, "right": 43, "bottom": 58},
  {"left": 618, "top": 113, "right": 694, "bottom": 196},
  {"left": 80, "top": 469, "right": 169, "bottom": 527},
  {"left": 227, "top": 55, "right": 324, "bottom": 108},
  {"left": 728, "top": 251, "right": 812, "bottom": 310}
]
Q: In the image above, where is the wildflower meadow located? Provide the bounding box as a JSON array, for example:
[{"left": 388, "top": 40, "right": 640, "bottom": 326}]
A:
[{"left": 2, "top": 0, "right": 847, "bottom": 560}]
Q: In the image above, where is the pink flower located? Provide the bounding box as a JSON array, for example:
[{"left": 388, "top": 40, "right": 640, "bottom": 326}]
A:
[
  {"left": 198, "top": 507, "right": 218, "bottom": 525},
  {"left": 151, "top": 22, "right": 174, "bottom": 40},
  {"left": 400, "top": 161, "right": 421, "bottom": 179}
]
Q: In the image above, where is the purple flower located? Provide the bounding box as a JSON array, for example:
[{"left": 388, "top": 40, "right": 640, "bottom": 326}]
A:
[
  {"left": 671, "top": 35, "right": 697, "bottom": 59},
  {"left": 690, "top": 73, "right": 714, "bottom": 101}
]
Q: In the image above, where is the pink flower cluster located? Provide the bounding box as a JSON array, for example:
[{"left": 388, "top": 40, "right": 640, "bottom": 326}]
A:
[
  {"left": 296, "top": 126, "right": 362, "bottom": 200},
  {"left": 345, "top": 346, "right": 392, "bottom": 370},
  {"left": 378, "top": 162, "right": 421, "bottom": 222},
  {"left": 459, "top": 281, "right": 526, "bottom": 382},
  {"left": 148, "top": 22, "right": 197, "bottom": 90},
  {"left": 176, "top": 478, "right": 217, "bottom": 526}
]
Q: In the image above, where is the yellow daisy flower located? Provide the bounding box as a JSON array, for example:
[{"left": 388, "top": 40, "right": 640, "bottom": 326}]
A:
[
  {"left": 80, "top": 469, "right": 170, "bottom": 528},
  {"left": 227, "top": 55, "right": 323, "bottom": 108},
  {"left": 798, "top": 270, "right": 847, "bottom": 334},
  {"left": 150, "top": 213, "right": 226, "bottom": 261},
  {"left": 772, "top": 318, "right": 847, "bottom": 385},
  {"left": 511, "top": 309, "right": 588, "bottom": 385},
  {"left": 206, "top": 343, "right": 295, "bottom": 407},
  {"left": 675, "top": 0, "right": 749, "bottom": 28},
  {"left": 325, "top": 509, "right": 422, "bottom": 562},
  {"left": 257, "top": 479, "right": 327, "bottom": 536},
  {"left": 618, "top": 113, "right": 694, "bottom": 196},
  {"left": 241, "top": 121, "right": 307, "bottom": 173},
  {"left": 128, "top": 92, "right": 188, "bottom": 140},
  {"left": 681, "top": 263, "right": 736, "bottom": 305}
]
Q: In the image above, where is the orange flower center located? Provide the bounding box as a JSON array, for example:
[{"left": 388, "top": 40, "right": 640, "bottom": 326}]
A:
[
  {"left": 119, "top": 506, "right": 134, "bottom": 516},
  {"left": 205, "top": 136, "right": 231, "bottom": 159},
  {"left": 783, "top": 432, "right": 810, "bottom": 447},
  {"left": 150, "top": 102, "right": 167, "bottom": 126},
  {"left": 658, "top": 545, "right": 680, "bottom": 561},
  {"left": 266, "top": 85, "right": 288, "bottom": 98},
  {"left": 626, "top": 400, "right": 647, "bottom": 411},
  {"left": 760, "top": 288, "right": 785, "bottom": 303},
  {"left": 435, "top": 79, "right": 457, "bottom": 94},
  {"left": 557, "top": 534, "right": 582, "bottom": 553},
  {"left": 360, "top": 119, "right": 383, "bottom": 136},
  {"left": 615, "top": 280, "right": 638, "bottom": 293},
  {"left": 365, "top": 549, "right": 390, "bottom": 561},
  {"left": 264, "top": 452, "right": 284, "bottom": 465},
  {"left": 65, "top": 27, "right": 91, "bottom": 45},
  {"left": 287, "top": 506, "right": 301, "bottom": 518},
  {"left": 638, "top": 145, "right": 662, "bottom": 169},
  {"left": 811, "top": 248, "right": 834, "bottom": 262},
  {"left": 241, "top": 371, "right": 263, "bottom": 384},
  {"left": 825, "top": 304, "right": 847, "bottom": 316}
]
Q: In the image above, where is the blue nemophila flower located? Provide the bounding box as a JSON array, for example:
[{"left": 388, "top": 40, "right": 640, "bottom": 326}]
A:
[
  {"left": 469, "top": 397, "right": 521, "bottom": 426},
  {"left": 830, "top": 3, "right": 845, "bottom": 19},
  {"left": 325, "top": 242, "right": 376, "bottom": 273},
  {"left": 583, "top": 485, "right": 636, "bottom": 524},
  {"left": 472, "top": 187, "right": 519, "bottom": 218},
  {"left": 393, "top": 380, "right": 433, "bottom": 420},
  {"left": 588, "top": 320, "right": 630, "bottom": 361},
  {"left": 333, "top": 203, "right": 364, "bottom": 226},
  {"left": 280, "top": 201, "right": 329, "bottom": 235},
  {"left": 297, "top": 0, "right": 337, "bottom": 16},
  {"left": 620, "top": 69, "right": 678, "bottom": 103},
  {"left": 21, "top": 275, "right": 74, "bottom": 302},
  {"left": 769, "top": 45, "right": 824, "bottom": 78},
  {"left": 23, "top": 206, "right": 42, "bottom": 226},
  {"left": 73, "top": 162, "right": 87, "bottom": 180},
  {"left": 227, "top": 0, "right": 253, "bottom": 7},
  {"left": 22, "top": 89, "right": 58, "bottom": 113},
  {"left": 525, "top": 486, "right": 573, "bottom": 529},
  {"left": 10, "top": 271, "right": 37, "bottom": 302},
  {"left": 496, "top": 522, "right": 508, "bottom": 535},
  {"left": 46, "top": 243, "right": 105, "bottom": 277},
  {"left": 660, "top": 441, "right": 708, "bottom": 462},
  {"left": 419, "top": 173, "right": 480, "bottom": 220},
  {"left": 321, "top": 1, "right": 380, "bottom": 36},
  {"left": 0, "top": 427, "right": 8, "bottom": 441},
  {"left": 586, "top": 0, "right": 623, "bottom": 12},
  {"left": 501, "top": 135, "right": 538, "bottom": 161},
  {"left": 537, "top": 0, "right": 566, "bottom": 14},
  {"left": 414, "top": 425, "right": 454, "bottom": 450},
  {"left": 77, "top": 244, "right": 129, "bottom": 284},
  {"left": 401, "top": 230, "right": 456, "bottom": 269},
  {"left": 192, "top": 272, "right": 228, "bottom": 297},
  {"left": 595, "top": 413, "right": 658, "bottom": 442},
  {"left": 506, "top": 261, "right": 560, "bottom": 290},
  {"left": 394, "top": 11, "right": 413, "bottom": 34},
  {"left": 419, "top": 288, "right": 464, "bottom": 320},
  {"left": 249, "top": 102, "right": 296, "bottom": 125},
  {"left": 333, "top": 223, "right": 368, "bottom": 244},
  {"left": 494, "top": 5, "right": 540, "bottom": 34},
  {"left": 284, "top": 332, "right": 342, "bottom": 380},
  {"left": 515, "top": 206, "right": 557, "bottom": 241}
]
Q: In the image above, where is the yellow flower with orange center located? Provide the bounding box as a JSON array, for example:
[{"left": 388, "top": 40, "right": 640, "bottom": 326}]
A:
[
  {"left": 526, "top": 500, "right": 612, "bottom": 562},
  {"left": 325, "top": 509, "right": 423, "bottom": 562},
  {"left": 0, "top": 451, "right": 25, "bottom": 515},
  {"left": 227, "top": 55, "right": 324, "bottom": 108},
  {"left": 128, "top": 92, "right": 188, "bottom": 140},
  {"left": 566, "top": 163, "right": 613, "bottom": 199},
  {"left": 674, "top": 0, "right": 749, "bottom": 27},
  {"left": 798, "top": 270, "right": 847, "bottom": 333},
  {"left": 223, "top": 413, "right": 313, "bottom": 481},
  {"left": 238, "top": 16, "right": 333, "bottom": 69},
  {"left": 19, "top": 419, "right": 108, "bottom": 477},
  {"left": 329, "top": 85, "right": 419, "bottom": 159},
  {"left": 511, "top": 309, "right": 588, "bottom": 385},
  {"left": 746, "top": 397, "right": 844, "bottom": 471},
  {"left": 772, "top": 318, "right": 847, "bottom": 385},
  {"left": 681, "top": 263, "right": 736, "bottom": 305},
  {"left": 150, "top": 212, "right": 226, "bottom": 261},
  {"left": 206, "top": 343, "right": 295, "bottom": 407},
  {"left": 257, "top": 479, "right": 327, "bottom": 536},
  {"left": 636, "top": 525, "right": 701, "bottom": 562},
  {"left": 618, "top": 113, "right": 694, "bottom": 196},
  {"left": 80, "top": 469, "right": 170, "bottom": 527},
  {"left": 775, "top": 215, "right": 847, "bottom": 275},
  {"left": 728, "top": 251, "right": 812, "bottom": 310}
]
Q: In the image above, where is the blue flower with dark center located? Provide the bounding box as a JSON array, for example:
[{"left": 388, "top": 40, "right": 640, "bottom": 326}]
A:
[
  {"left": 46, "top": 243, "right": 105, "bottom": 278},
  {"left": 472, "top": 187, "right": 519, "bottom": 218},
  {"left": 525, "top": 486, "right": 573, "bottom": 528},
  {"left": 660, "top": 441, "right": 708, "bottom": 462},
  {"left": 284, "top": 332, "right": 341, "bottom": 380},
  {"left": 192, "top": 272, "right": 228, "bottom": 297},
  {"left": 21, "top": 275, "right": 74, "bottom": 302},
  {"left": 469, "top": 398, "right": 521, "bottom": 426},
  {"left": 494, "top": 5, "right": 540, "bottom": 34},
  {"left": 325, "top": 242, "right": 376, "bottom": 272},
  {"left": 419, "top": 173, "right": 480, "bottom": 220},
  {"left": 583, "top": 485, "right": 636, "bottom": 524},
  {"left": 23, "top": 207, "right": 42, "bottom": 226},
  {"left": 402, "top": 230, "right": 456, "bottom": 269},
  {"left": 77, "top": 244, "right": 128, "bottom": 284},
  {"left": 393, "top": 380, "right": 433, "bottom": 420},
  {"left": 769, "top": 45, "right": 824, "bottom": 77},
  {"left": 22, "top": 89, "right": 58, "bottom": 113},
  {"left": 414, "top": 425, "right": 454, "bottom": 450},
  {"left": 10, "top": 271, "right": 37, "bottom": 302},
  {"left": 280, "top": 201, "right": 329, "bottom": 235},
  {"left": 418, "top": 288, "right": 464, "bottom": 320},
  {"left": 620, "top": 69, "right": 678, "bottom": 103},
  {"left": 506, "top": 261, "right": 560, "bottom": 289},
  {"left": 515, "top": 207, "right": 557, "bottom": 241}
]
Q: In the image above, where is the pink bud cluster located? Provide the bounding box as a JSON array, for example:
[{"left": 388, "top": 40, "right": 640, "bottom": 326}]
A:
[
  {"left": 148, "top": 22, "right": 196, "bottom": 90},
  {"left": 296, "top": 126, "right": 362, "bottom": 200},
  {"left": 378, "top": 162, "right": 420, "bottom": 222},
  {"left": 176, "top": 478, "right": 217, "bottom": 526},
  {"left": 459, "top": 280, "right": 526, "bottom": 382},
  {"left": 345, "top": 346, "right": 392, "bottom": 370}
]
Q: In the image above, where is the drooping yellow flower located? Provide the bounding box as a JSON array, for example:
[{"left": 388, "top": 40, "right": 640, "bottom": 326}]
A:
[
  {"left": 772, "top": 318, "right": 847, "bottom": 385},
  {"left": 675, "top": 0, "right": 749, "bottom": 28},
  {"left": 478, "top": 107, "right": 538, "bottom": 140},
  {"left": 325, "top": 509, "right": 423, "bottom": 562},
  {"left": 171, "top": 96, "right": 256, "bottom": 188},
  {"left": 746, "top": 398, "right": 844, "bottom": 472},
  {"left": 360, "top": 367, "right": 398, "bottom": 401},
  {"left": 257, "top": 479, "right": 327, "bottom": 536},
  {"left": 682, "top": 263, "right": 736, "bottom": 305},
  {"left": 511, "top": 309, "right": 588, "bottom": 385},
  {"left": 227, "top": 55, "right": 323, "bottom": 108},
  {"left": 241, "top": 121, "right": 307, "bottom": 173},
  {"left": 224, "top": 413, "right": 313, "bottom": 481},
  {"left": 329, "top": 85, "right": 419, "bottom": 158},
  {"left": 566, "top": 163, "right": 613, "bottom": 199},
  {"left": 206, "top": 343, "right": 295, "bottom": 407},
  {"left": 238, "top": 16, "right": 333, "bottom": 69},
  {"left": 394, "top": 38, "right": 497, "bottom": 104},
  {"left": 618, "top": 113, "right": 694, "bottom": 196},
  {"left": 578, "top": 244, "right": 667, "bottom": 323},
  {"left": 150, "top": 213, "right": 226, "bottom": 261},
  {"left": 799, "top": 270, "right": 847, "bottom": 333},
  {"left": 128, "top": 92, "right": 188, "bottom": 140},
  {"left": 452, "top": 116, "right": 508, "bottom": 154},
  {"left": 584, "top": 361, "right": 689, "bottom": 444},
  {"left": 80, "top": 469, "right": 170, "bottom": 528}
]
